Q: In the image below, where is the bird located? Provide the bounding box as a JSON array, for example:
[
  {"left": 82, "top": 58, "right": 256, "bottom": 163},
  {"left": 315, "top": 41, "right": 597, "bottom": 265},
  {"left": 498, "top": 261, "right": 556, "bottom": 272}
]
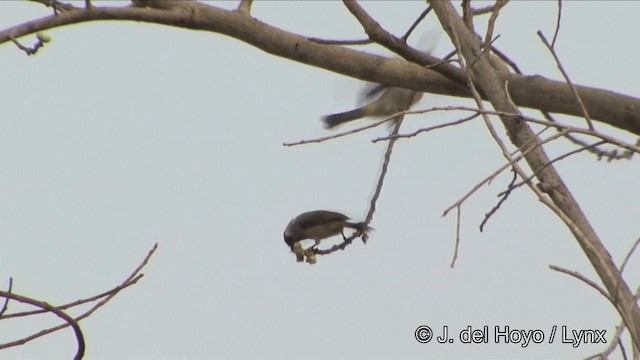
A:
[
  {"left": 283, "top": 210, "right": 371, "bottom": 262},
  {"left": 322, "top": 84, "right": 423, "bottom": 129}
]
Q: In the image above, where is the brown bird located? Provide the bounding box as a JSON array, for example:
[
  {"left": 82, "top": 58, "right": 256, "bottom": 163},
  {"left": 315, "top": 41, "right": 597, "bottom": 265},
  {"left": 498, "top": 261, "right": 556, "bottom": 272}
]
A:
[
  {"left": 322, "top": 85, "right": 422, "bottom": 129},
  {"left": 283, "top": 210, "right": 371, "bottom": 262}
]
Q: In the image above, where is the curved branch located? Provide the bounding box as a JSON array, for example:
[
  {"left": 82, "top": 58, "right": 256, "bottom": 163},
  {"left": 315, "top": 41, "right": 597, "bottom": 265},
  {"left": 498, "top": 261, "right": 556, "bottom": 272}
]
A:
[
  {"left": 0, "top": 1, "right": 639, "bottom": 135},
  {"left": 0, "top": 291, "right": 85, "bottom": 360},
  {"left": 0, "top": 243, "right": 158, "bottom": 355}
]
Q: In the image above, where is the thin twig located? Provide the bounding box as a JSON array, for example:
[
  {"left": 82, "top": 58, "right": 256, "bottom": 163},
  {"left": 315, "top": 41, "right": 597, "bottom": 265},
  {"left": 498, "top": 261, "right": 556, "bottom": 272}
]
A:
[
  {"left": 509, "top": 140, "right": 606, "bottom": 190},
  {"left": 584, "top": 322, "right": 626, "bottom": 360},
  {"left": 442, "top": 128, "right": 562, "bottom": 218},
  {"left": 483, "top": 0, "right": 508, "bottom": 47},
  {"left": 424, "top": 51, "right": 459, "bottom": 68},
  {"left": 449, "top": 205, "right": 462, "bottom": 268},
  {"left": 373, "top": 112, "right": 480, "bottom": 142},
  {"left": 381, "top": 105, "right": 639, "bottom": 155},
  {"left": 312, "top": 230, "right": 365, "bottom": 256},
  {"left": 283, "top": 112, "right": 404, "bottom": 147},
  {"left": 1, "top": 274, "right": 143, "bottom": 320},
  {"left": 28, "top": 0, "right": 76, "bottom": 13},
  {"left": 620, "top": 237, "right": 640, "bottom": 275},
  {"left": 470, "top": 4, "right": 498, "bottom": 16},
  {"left": 541, "top": 112, "right": 634, "bottom": 161},
  {"left": 549, "top": 265, "right": 612, "bottom": 303},
  {"left": 401, "top": 5, "right": 432, "bottom": 41},
  {"left": 0, "top": 278, "right": 13, "bottom": 317},
  {"left": 490, "top": 45, "right": 522, "bottom": 74},
  {"left": 467, "top": 35, "right": 500, "bottom": 70},
  {"left": 365, "top": 118, "right": 404, "bottom": 226},
  {"left": 479, "top": 169, "right": 516, "bottom": 232},
  {"left": 9, "top": 34, "right": 50, "bottom": 56},
  {"left": 619, "top": 338, "right": 629, "bottom": 360},
  {"left": 538, "top": 30, "right": 594, "bottom": 130},
  {"left": 551, "top": 0, "right": 562, "bottom": 48},
  {"left": 0, "top": 291, "right": 85, "bottom": 360},
  {"left": 0, "top": 243, "right": 158, "bottom": 351}
]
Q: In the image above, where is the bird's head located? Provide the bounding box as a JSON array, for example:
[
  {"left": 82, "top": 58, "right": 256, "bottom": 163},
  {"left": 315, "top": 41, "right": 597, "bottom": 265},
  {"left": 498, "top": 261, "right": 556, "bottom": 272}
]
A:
[{"left": 283, "top": 232, "right": 296, "bottom": 251}]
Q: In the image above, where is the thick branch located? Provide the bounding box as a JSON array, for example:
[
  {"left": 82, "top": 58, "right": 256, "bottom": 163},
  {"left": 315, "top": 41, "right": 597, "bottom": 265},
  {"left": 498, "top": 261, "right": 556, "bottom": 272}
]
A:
[
  {"left": 0, "top": 2, "right": 639, "bottom": 135},
  {"left": 429, "top": 0, "right": 640, "bottom": 349}
]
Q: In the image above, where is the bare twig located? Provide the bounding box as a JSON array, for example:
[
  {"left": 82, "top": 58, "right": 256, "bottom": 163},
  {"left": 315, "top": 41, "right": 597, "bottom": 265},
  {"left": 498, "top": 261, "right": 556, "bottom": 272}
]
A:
[
  {"left": 377, "top": 105, "right": 639, "bottom": 155},
  {"left": 0, "top": 243, "right": 158, "bottom": 351},
  {"left": 373, "top": 111, "right": 480, "bottom": 142},
  {"left": 449, "top": 205, "right": 462, "bottom": 268},
  {"left": 538, "top": 30, "right": 594, "bottom": 130},
  {"left": 585, "top": 284, "right": 640, "bottom": 360},
  {"left": 467, "top": 35, "right": 500, "bottom": 70},
  {"left": 510, "top": 140, "right": 606, "bottom": 190},
  {"left": 1, "top": 274, "right": 143, "bottom": 320},
  {"left": 424, "top": 50, "right": 460, "bottom": 69},
  {"left": 312, "top": 229, "right": 365, "bottom": 256},
  {"left": 542, "top": 112, "right": 634, "bottom": 161},
  {"left": 620, "top": 237, "right": 640, "bottom": 275},
  {"left": 479, "top": 169, "right": 517, "bottom": 232},
  {"left": 0, "top": 278, "right": 13, "bottom": 317},
  {"left": 28, "top": 0, "right": 76, "bottom": 13},
  {"left": 470, "top": 4, "right": 499, "bottom": 16},
  {"left": 549, "top": 264, "right": 612, "bottom": 303},
  {"left": 9, "top": 33, "right": 50, "bottom": 56},
  {"left": 490, "top": 46, "right": 522, "bottom": 74},
  {"left": 483, "top": 0, "right": 508, "bottom": 47},
  {"left": 584, "top": 322, "right": 627, "bottom": 360},
  {"left": 401, "top": 5, "right": 432, "bottom": 41},
  {"left": 283, "top": 116, "right": 392, "bottom": 147},
  {"left": 619, "top": 338, "right": 629, "bottom": 360},
  {"left": 442, "top": 128, "right": 559, "bottom": 218},
  {"left": 551, "top": 0, "right": 562, "bottom": 48},
  {"left": 364, "top": 118, "right": 404, "bottom": 226},
  {"left": 237, "top": 0, "right": 253, "bottom": 15},
  {"left": 0, "top": 291, "right": 85, "bottom": 360}
]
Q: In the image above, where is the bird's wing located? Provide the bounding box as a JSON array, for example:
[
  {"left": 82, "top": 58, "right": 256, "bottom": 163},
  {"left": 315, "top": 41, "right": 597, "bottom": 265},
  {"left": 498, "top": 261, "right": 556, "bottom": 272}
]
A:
[
  {"left": 362, "top": 83, "right": 387, "bottom": 100},
  {"left": 294, "top": 210, "right": 350, "bottom": 229}
]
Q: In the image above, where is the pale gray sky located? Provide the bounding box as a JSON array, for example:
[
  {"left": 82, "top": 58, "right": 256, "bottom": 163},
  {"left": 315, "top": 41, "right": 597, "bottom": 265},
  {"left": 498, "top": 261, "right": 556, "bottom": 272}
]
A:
[{"left": 1, "top": 1, "right": 639, "bottom": 359}]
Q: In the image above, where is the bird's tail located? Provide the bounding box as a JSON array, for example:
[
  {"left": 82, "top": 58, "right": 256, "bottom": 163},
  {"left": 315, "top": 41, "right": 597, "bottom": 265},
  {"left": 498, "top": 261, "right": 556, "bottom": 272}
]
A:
[{"left": 322, "top": 107, "right": 368, "bottom": 129}]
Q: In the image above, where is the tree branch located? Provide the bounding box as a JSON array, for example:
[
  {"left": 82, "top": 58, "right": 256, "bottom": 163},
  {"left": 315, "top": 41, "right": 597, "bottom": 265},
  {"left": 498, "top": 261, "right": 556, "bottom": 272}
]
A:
[
  {"left": 0, "top": 243, "right": 158, "bottom": 354},
  {"left": 429, "top": 0, "right": 640, "bottom": 349},
  {"left": 1, "top": 1, "right": 639, "bottom": 135},
  {"left": 0, "top": 291, "right": 85, "bottom": 360}
]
